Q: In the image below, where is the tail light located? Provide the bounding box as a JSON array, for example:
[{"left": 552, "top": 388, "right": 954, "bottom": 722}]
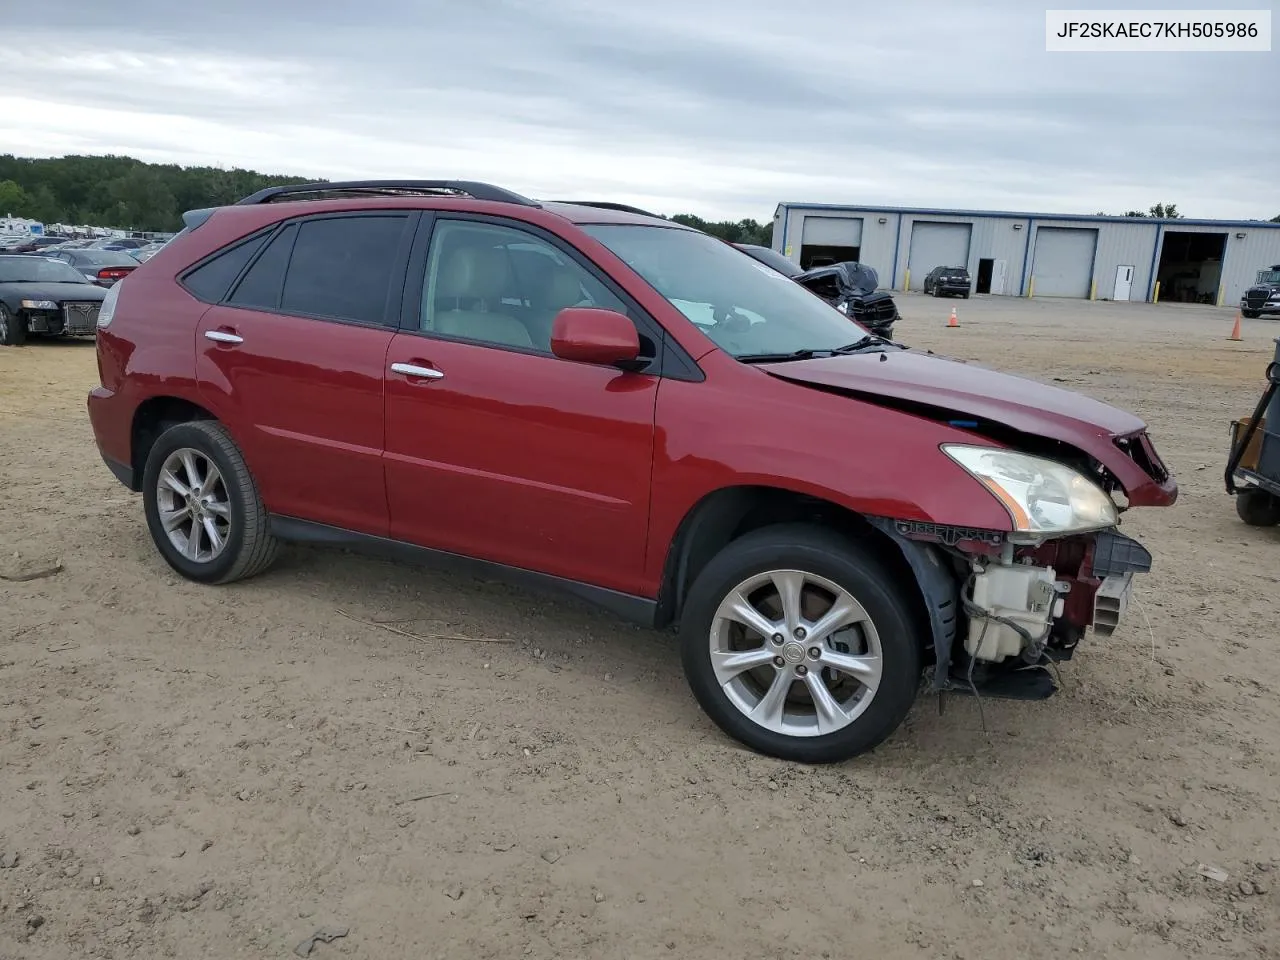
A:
[{"left": 97, "top": 267, "right": 134, "bottom": 282}]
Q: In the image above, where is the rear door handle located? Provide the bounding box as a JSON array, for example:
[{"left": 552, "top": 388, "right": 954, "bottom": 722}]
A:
[
  {"left": 205, "top": 330, "right": 243, "bottom": 344},
  {"left": 390, "top": 362, "right": 444, "bottom": 380}
]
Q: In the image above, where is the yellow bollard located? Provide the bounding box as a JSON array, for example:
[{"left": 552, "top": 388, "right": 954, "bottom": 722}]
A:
[
  {"left": 1090, "top": 279, "right": 1096, "bottom": 301},
  {"left": 904, "top": 268, "right": 910, "bottom": 292},
  {"left": 1217, "top": 285, "right": 1225, "bottom": 307},
  {"left": 1153, "top": 281, "right": 1161, "bottom": 303},
  {"left": 1028, "top": 276, "right": 1035, "bottom": 298}
]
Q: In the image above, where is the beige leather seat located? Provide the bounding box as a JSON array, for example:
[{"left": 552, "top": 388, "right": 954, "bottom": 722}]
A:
[
  {"left": 428, "top": 244, "right": 534, "bottom": 349},
  {"left": 525, "top": 263, "right": 589, "bottom": 349}
]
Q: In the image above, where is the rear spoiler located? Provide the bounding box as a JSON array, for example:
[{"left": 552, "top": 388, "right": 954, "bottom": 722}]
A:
[{"left": 181, "top": 207, "right": 218, "bottom": 232}]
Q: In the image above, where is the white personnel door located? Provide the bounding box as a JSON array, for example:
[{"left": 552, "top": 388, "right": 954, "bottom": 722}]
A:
[
  {"left": 1114, "top": 265, "right": 1134, "bottom": 301},
  {"left": 990, "top": 259, "right": 1008, "bottom": 295}
]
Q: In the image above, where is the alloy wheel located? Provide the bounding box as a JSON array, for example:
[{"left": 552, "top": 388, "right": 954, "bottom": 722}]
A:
[
  {"left": 155, "top": 448, "right": 232, "bottom": 563},
  {"left": 708, "top": 569, "right": 883, "bottom": 737}
]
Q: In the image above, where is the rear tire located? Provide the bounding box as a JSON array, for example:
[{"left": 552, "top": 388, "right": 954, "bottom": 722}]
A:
[
  {"left": 142, "top": 420, "right": 281, "bottom": 584},
  {"left": 0, "top": 304, "right": 26, "bottom": 346},
  {"left": 678, "top": 523, "right": 923, "bottom": 764},
  {"left": 1236, "top": 488, "right": 1280, "bottom": 527}
]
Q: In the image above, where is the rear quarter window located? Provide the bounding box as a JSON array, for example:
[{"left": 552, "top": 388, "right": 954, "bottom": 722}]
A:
[
  {"left": 227, "top": 225, "right": 298, "bottom": 310},
  {"left": 181, "top": 231, "right": 272, "bottom": 303}
]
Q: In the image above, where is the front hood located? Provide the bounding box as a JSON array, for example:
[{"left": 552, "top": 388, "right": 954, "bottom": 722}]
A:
[
  {"left": 0, "top": 281, "right": 105, "bottom": 303},
  {"left": 758, "top": 349, "right": 1176, "bottom": 505}
]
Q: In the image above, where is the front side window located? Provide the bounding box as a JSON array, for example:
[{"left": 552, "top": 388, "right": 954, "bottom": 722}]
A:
[
  {"left": 582, "top": 224, "right": 867, "bottom": 358},
  {"left": 420, "top": 219, "right": 628, "bottom": 352}
]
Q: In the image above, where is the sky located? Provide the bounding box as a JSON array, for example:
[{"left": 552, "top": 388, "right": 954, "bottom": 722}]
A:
[{"left": 1, "top": 0, "right": 1276, "bottom": 222}]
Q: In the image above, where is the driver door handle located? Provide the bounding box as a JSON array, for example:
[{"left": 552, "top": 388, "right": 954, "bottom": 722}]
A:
[
  {"left": 204, "top": 330, "right": 243, "bottom": 344},
  {"left": 390, "top": 362, "right": 444, "bottom": 380}
]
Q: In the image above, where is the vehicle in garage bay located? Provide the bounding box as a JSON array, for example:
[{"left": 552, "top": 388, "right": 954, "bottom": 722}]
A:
[
  {"left": 86, "top": 180, "right": 1178, "bottom": 763},
  {"left": 0, "top": 254, "right": 107, "bottom": 346}
]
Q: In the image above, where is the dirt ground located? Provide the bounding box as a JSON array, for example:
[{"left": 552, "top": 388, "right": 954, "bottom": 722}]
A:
[{"left": 2, "top": 294, "right": 1278, "bottom": 960}]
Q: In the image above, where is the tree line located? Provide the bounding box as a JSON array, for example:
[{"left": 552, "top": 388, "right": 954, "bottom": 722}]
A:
[
  {"left": 0, "top": 154, "right": 777, "bottom": 243},
  {"left": 0, "top": 154, "right": 310, "bottom": 233},
  {"left": 3, "top": 154, "right": 1274, "bottom": 238}
]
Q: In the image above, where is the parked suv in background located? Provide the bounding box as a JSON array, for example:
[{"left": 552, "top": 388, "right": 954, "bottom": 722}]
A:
[
  {"left": 88, "top": 180, "right": 1177, "bottom": 763},
  {"left": 923, "top": 265, "right": 971, "bottom": 298}
]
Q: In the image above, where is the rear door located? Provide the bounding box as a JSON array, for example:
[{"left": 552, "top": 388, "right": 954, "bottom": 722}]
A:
[{"left": 192, "top": 211, "right": 417, "bottom": 537}]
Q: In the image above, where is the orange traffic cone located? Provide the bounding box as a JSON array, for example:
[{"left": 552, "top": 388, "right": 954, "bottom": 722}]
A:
[
  {"left": 947, "top": 306, "right": 959, "bottom": 328},
  {"left": 1229, "top": 311, "right": 1242, "bottom": 341}
]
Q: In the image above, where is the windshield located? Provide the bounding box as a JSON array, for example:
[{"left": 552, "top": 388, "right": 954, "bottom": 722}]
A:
[
  {"left": 0, "top": 256, "right": 90, "bottom": 284},
  {"left": 1258, "top": 269, "right": 1280, "bottom": 285},
  {"left": 583, "top": 225, "right": 867, "bottom": 357}
]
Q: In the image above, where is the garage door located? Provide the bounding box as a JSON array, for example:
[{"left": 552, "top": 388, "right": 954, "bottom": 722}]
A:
[
  {"left": 801, "top": 216, "right": 863, "bottom": 247},
  {"left": 1030, "top": 227, "right": 1097, "bottom": 298},
  {"left": 907, "top": 221, "right": 972, "bottom": 289}
]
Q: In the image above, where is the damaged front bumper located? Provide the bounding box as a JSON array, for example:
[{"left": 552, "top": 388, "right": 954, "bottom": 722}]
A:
[{"left": 870, "top": 518, "right": 1153, "bottom": 700}]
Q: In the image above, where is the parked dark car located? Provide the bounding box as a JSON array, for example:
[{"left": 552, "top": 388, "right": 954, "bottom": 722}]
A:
[
  {"left": 42, "top": 249, "right": 139, "bottom": 287},
  {"left": 733, "top": 243, "right": 805, "bottom": 279},
  {"left": 734, "top": 244, "right": 899, "bottom": 339},
  {"left": 923, "top": 265, "right": 971, "bottom": 298},
  {"left": 88, "top": 179, "right": 1176, "bottom": 764},
  {"left": 791, "top": 262, "right": 898, "bottom": 339},
  {"left": 83, "top": 237, "right": 148, "bottom": 252},
  {"left": 0, "top": 254, "right": 107, "bottom": 345},
  {"left": 8, "top": 235, "right": 72, "bottom": 254}
]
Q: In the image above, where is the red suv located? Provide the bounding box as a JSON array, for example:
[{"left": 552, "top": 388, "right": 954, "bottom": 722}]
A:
[{"left": 87, "top": 181, "right": 1177, "bottom": 763}]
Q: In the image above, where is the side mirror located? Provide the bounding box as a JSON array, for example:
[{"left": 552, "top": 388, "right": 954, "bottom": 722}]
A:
[{"left": 550, "top": 307, "right": 641, "bottom": 367}]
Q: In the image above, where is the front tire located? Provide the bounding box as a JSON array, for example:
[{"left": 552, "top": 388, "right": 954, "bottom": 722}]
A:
[
  {"left": 1242, "top": 310, "right": 1260, "bottom": 319},
  {"left": 1236, "top": 488, "right": 1280, "bottom": 527},
  {"left": 679, "top": 524, "right": 923, "bottom": 763},
  {"left": 142, "top": 420, "right": 281, "bottom": 584},
  {"left": 0, "top": 304, "right": 26, "bottom": 346}
]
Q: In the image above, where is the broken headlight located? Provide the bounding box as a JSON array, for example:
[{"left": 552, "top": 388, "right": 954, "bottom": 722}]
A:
[{"left": 942, "top": 444, "right": 1118, "bottom": 535}]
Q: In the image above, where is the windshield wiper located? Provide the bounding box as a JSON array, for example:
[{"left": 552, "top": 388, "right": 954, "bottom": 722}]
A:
[
  {"left": 737, "top": 348, "right": 833, "bottom": 364},
  {"left": 833, "top": 335, "right": 892, "bottom": 354}
]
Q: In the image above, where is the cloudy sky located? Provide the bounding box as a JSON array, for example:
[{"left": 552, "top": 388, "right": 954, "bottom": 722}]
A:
[{"left": 2, "top": 1, "right": 1276, "bottom": 221}]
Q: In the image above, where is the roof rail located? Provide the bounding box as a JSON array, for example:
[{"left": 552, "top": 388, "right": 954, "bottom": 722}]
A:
[
  {"left": 555, "top": 200, "right": 664, "bottom": 218},
  {"left": 235, "top": 180, "right": 540, "bottom": 207}
]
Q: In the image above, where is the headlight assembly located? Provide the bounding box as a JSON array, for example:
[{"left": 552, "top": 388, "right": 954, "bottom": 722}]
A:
[
  {"left": 20, "top": 299, "right": 58, "bottom": 310},
  {"left": 942, "top": 444, "right": 1118, "bottom": 535}
]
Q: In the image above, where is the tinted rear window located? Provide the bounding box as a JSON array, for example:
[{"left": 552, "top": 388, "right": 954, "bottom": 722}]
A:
[
  {"left": 280, "top": 216, "right": 406, "bottom": 325},
  {"left": 182, "top": 232, "right": 270, "bottom": 303}
]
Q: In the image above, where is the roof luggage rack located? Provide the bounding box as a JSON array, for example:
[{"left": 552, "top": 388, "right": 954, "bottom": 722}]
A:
[
  {"left": 555, "top": 201, "right": 664, "bottom": 218},
  {"left": 236, "top": 180, "right": 540, "bottom": 206}
]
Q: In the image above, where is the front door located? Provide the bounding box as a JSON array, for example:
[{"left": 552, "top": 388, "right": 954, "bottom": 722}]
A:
[
  {"left": 195, "top": 212, "right": 416, "bottom": 537},
  {"left": 1114, "top": 265, "right": 1134, "bottom": 301},
  {"left": 383, "top": 217, "right": 660, "bottom": 597},
  {"left": 990, "top": 259, "right": 1008, "bottom": 295}
]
